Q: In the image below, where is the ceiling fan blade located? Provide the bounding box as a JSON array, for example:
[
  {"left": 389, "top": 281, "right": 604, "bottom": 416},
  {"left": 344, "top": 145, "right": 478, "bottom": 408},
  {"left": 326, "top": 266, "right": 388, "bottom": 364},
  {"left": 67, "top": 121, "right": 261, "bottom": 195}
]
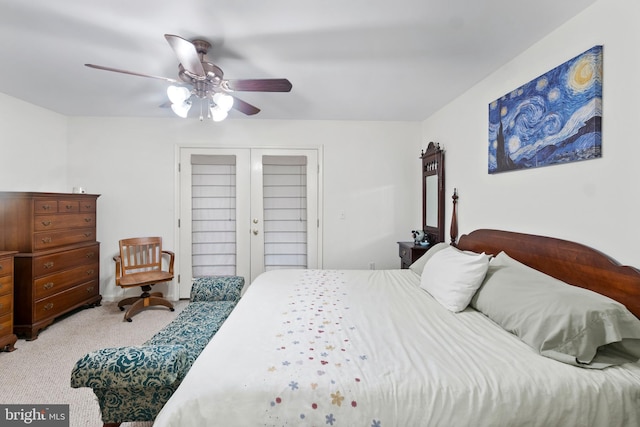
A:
[
  {"left": 85, "top": 64, "right": 178, "bottom": 83},
  {"left": 164, "top": 34, "right": 205, "bottom": 78},
  {"left": 230, "top": 96, "right": 261, "bottom": 115},
  {"left": 225, "top": 78, "right": 292, "bottom": 92}
]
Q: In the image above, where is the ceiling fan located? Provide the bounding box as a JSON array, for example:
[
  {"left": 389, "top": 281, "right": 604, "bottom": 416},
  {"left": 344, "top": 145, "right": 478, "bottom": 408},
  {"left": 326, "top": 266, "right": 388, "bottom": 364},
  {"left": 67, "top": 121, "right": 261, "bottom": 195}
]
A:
[{"left": 85, "top": 34, "right": 292, "bottom": 121}]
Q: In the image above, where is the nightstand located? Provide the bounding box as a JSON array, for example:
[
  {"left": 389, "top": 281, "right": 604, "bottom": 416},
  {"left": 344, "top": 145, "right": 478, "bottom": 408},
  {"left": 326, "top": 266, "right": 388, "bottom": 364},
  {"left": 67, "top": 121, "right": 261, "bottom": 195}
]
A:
[{"left": 398, "top": 242, "right": 429, "bottom": 269}]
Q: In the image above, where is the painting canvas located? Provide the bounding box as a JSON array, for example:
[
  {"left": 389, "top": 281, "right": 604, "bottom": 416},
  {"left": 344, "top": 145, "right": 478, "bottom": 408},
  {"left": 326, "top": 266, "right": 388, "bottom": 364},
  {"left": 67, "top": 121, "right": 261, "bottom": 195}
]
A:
[{"left": 488, "top": 45, "right": 602, "bottom": 174}]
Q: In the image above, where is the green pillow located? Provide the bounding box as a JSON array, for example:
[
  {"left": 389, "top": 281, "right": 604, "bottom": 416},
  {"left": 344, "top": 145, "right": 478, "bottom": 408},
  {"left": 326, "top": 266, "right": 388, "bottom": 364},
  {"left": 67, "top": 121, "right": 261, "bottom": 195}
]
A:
[{"left": 471, "top": 251, "right": 640, "bottom": 369}]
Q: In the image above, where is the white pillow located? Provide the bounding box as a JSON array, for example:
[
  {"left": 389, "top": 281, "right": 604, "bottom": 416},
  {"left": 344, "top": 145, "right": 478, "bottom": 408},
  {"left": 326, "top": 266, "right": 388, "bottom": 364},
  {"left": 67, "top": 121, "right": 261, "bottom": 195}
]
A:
[
  {"left": 420, "top": 246, "right": 490, "bottom": 312},
  {"left": 408, "top": 242, "right": 449, "bottom": 275}
]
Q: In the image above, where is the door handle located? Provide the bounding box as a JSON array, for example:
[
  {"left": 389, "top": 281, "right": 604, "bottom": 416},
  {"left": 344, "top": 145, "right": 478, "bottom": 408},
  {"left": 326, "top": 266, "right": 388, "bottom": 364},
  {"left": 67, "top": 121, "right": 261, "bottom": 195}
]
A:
[{"left": 252, "top": 228, "right": 259, "bottom": 235}]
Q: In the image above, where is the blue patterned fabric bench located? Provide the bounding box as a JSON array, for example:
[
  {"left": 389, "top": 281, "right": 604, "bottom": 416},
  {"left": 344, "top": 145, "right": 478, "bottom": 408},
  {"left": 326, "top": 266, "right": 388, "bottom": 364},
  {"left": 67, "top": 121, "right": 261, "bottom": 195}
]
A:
[{"left": 70, "top": 276, "right": 244, "bottom": 427}]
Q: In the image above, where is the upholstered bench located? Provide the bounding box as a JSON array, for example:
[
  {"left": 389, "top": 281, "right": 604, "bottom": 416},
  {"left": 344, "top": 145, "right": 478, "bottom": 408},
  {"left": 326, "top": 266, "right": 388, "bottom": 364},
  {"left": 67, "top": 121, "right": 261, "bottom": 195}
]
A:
[{"left": 70, "top": 276, "right": 244, "bottom": 427}]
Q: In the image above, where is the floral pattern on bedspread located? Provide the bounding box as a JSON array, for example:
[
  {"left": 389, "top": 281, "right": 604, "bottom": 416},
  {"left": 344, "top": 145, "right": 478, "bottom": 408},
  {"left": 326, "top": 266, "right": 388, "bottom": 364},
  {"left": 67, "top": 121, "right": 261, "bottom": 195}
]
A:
[{"left": 263, "top": 270, "right": 381, "bottom": 427}]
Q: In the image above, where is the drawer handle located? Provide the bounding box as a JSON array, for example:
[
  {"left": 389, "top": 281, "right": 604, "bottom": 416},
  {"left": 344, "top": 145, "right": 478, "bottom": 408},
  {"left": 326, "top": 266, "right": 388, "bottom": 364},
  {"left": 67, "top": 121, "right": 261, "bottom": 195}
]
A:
[
  {"left": 86, "top": 269, "right": 95, "bottom": 275},
  {"left": 43, "top": 262, "right": 54, "bottom": 269},
  {"left": 86, "top": 286, "right": 95, "bottom": 293},
  {"left": 84, "top": 217, "right": 92, "bottom": 223},
  {"left": 41, "top": 220, "right": 52, "bottom": 226},
  {"left": 83, "top": 232, "right": 92, "bottom": 237},
  {"left": 65, "top": 204, "right": 74, "bottom": 210},
  {"left": 42, "top": 237, "right": 52, "bottom": 243},
  {"left": 44, "top": 303, "right": 54, "bottom": 311},
  {"left": 43, "top": 282, "right": 54, "bottom": 290},
  {"left": 0, "top": 264, "right": 3, "bottom": 271},
  {"left": 86, "top": 252, "right": 95, "bottom": 258},
  {"left": 83, "top": 204, "right": 92, "bottom": 209},
  {"left": 41, "top": 205, "right": 52, "bottom": 211},
  {"left": 401, "top": 249, "right": 407, "bottom": 256}
]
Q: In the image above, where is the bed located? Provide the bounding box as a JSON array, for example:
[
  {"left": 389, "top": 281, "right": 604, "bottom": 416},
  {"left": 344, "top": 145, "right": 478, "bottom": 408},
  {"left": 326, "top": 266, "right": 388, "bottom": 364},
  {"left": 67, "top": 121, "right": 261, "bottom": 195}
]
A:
[{"left": 153, "top": 229, "right": 640, "bottom": 427}]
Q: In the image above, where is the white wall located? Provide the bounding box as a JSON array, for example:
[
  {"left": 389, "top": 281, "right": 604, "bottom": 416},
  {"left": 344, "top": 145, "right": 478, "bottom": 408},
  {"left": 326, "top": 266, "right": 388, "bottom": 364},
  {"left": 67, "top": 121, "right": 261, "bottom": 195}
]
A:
[
  {"left": 66, "top": 117, "right": 422, "bottom": 299},
  {"left": 0, "top": 90, "right": 422, "bottom": 301},
  {"left": 0, "top": 93, "right": 68, "bottom": 191},
  {"left": 422, "top": 0, "right": 640, "bottom": 266}
]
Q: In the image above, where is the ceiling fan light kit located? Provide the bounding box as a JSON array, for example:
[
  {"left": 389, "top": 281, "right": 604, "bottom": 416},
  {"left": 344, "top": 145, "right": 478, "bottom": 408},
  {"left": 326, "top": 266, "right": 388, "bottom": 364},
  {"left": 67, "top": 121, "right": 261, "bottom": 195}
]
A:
[
  {"left": 85, "top": 34, "right": 292, "bottom": 122},
  {"left": 209, "top": 104, "right": 228, "bottom": 122},
  {"left": 212, "top": 92, "right": 234, "bottom": 111},
  {"left": 170, "top": 100, "right": 192, "bottom": 118},
  {"left": 167, "top": 85, "right": 191, "bottom": 105}
]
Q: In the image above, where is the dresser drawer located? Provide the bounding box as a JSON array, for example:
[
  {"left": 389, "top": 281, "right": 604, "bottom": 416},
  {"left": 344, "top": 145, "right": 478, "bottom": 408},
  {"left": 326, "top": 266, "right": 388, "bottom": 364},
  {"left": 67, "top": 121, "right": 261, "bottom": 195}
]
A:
[
  {"left": 399, "top": 245, "right": 412, "bottom": 267},
  {"left": 34, "top": 199, "right": 59, "bottom": 214},
  {"left": 79, "top": 198, "right": 97, "bottom": 213},
  {"left": 398, "top": 242, "right": 429, "bottom": 269},
  {"left": 58, "top": 200, "right": 80, "bottom": 213},
  {"left": 0, "top": 313, "right": 11, "bottom": 339},
  {"left": 34, "top": 213, "right": 96, "bottom": 231},
  {"left": 33, "top": 244, "right": 99, "bottom": 277},
  {"left": 35, "top": 262, "right": 99, "bottom": 300},
  {"left": 0, "top": 276, "right": 11, "bottom": 296},
  {"left": 0, "top": 257, "right": 12, "bottom": 276},
  {"left": 34, "top": 228, "right": 96, "bottom": 251},
  {"left": 34, "top": 280, "right": 99, "bottom": 322},
  {"left": 0, "top": 293, "right": 12, "bottom": 316}
]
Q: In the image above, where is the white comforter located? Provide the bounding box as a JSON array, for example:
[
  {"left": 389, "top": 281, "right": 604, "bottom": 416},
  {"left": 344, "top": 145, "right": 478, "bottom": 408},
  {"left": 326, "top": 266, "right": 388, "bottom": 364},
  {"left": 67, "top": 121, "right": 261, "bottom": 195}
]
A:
[{"left": 154, "top": 269, "right": 640, "bottom": 427}]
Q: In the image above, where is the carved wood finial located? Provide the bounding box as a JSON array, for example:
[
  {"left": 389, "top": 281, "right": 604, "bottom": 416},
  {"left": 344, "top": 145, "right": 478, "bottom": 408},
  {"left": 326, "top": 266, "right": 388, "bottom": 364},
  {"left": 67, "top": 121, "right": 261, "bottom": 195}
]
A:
[{"left": 421, "top": 142, "right": 441, "bottom": 159}]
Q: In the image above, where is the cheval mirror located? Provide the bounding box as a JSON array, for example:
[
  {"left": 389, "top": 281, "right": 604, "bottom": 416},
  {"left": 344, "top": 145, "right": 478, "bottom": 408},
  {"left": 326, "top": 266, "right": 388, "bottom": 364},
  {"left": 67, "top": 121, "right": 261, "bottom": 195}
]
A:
[{"left": 421, "top": 142, "right": 445, "bottom": 244}]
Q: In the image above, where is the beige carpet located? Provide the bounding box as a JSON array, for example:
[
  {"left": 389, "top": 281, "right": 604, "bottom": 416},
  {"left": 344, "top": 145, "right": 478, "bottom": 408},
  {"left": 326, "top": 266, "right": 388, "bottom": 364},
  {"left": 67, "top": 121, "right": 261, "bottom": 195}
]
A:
[{"left": 0, "top": 300, "right": 188, "bottom": 427}]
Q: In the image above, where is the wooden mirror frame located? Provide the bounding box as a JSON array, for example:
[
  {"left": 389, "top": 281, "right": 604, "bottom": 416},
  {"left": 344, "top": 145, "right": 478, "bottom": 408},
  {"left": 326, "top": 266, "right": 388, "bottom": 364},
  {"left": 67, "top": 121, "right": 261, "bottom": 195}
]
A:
[{"left": 421, "top": 142, "right": 445, "bottom": 244}]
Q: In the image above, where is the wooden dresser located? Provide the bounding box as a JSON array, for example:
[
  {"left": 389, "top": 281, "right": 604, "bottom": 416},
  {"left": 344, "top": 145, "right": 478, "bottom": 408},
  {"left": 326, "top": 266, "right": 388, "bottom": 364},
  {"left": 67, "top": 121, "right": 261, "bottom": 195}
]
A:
[
  {"left": 0, "top": 192, "right": 101, "bottom": 340},
  {"left": 0, "top": 251, "right": 18, "bottom": 351}
]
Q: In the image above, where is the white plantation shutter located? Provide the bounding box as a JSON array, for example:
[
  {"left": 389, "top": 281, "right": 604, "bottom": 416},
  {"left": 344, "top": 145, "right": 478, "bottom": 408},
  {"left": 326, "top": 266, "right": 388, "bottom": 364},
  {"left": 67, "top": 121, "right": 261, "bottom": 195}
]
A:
[
  {"left": 262, "top": 156, "right": 307, "bottom": 270},
  {"left": 191, "top": 155, "right": 236, "bottom": 276},
  {"left": 179, "top": 146, "right": 319, "bottom": 298}
]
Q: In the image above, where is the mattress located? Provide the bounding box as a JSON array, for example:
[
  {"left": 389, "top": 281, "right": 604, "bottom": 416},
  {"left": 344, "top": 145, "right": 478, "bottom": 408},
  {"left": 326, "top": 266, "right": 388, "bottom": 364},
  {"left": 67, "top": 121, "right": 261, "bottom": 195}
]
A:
[{"left": 154, "top": 269, "right": 640, "bottom": 426}]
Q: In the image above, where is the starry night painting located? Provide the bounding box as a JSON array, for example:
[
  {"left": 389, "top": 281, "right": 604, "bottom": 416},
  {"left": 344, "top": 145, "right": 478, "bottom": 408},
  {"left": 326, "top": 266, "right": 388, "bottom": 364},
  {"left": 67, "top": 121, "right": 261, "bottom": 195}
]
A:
[{"left": 488, "top": 45, "right": 602, "bottom": 174}]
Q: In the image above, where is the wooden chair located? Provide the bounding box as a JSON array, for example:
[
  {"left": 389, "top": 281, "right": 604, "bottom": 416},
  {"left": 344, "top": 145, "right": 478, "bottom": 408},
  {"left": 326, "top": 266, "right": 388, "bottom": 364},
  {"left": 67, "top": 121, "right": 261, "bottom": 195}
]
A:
[{"left": 113, "top": 236, "right": 175, "bottom": 322}]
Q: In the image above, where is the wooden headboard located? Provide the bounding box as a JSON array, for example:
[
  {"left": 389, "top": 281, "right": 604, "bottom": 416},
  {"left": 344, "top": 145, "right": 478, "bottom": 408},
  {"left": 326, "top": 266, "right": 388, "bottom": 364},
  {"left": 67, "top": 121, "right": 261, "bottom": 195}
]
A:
[{"left": 456, "top": 229, "right": 640, "bottom": 318}]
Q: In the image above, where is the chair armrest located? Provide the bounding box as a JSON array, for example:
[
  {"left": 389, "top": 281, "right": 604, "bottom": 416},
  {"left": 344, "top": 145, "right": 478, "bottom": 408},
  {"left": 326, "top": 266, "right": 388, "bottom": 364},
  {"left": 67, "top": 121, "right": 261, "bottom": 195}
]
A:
[
  {"left": 70, "top": 345, "right": 188, "bottom": 389},
  {"left": 162, "top": 250, "right": 175, "bottom": 275},
  {"left": 113, "top": 255, "right": 122, "bottom": 285},
  {"left": 190, "top": 276, "right": 245, "bottom": 302}
]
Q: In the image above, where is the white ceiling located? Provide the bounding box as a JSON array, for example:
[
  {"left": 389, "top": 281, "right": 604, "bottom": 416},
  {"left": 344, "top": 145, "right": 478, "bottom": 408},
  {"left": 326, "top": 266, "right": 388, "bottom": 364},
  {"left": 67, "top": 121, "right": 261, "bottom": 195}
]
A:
[{"left": 0, "top": 0, "right": 596, "bottom": 121}]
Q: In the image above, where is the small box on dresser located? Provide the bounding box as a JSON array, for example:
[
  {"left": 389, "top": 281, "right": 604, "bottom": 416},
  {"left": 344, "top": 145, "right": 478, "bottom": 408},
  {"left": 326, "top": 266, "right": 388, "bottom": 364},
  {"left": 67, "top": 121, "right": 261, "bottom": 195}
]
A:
[
  {"left": 0, "top": 251, "right": 18, "bottom": 351},
  {"left": 0, "top": 192, "right": 102, "bottom": 340}
]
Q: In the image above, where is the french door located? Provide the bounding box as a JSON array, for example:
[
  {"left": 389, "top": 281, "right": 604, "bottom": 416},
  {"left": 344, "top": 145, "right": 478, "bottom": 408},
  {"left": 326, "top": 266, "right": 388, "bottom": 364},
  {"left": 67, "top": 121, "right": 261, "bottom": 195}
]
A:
[{"left": 178, "top": 147, "right": 321, "bottom": 298}]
